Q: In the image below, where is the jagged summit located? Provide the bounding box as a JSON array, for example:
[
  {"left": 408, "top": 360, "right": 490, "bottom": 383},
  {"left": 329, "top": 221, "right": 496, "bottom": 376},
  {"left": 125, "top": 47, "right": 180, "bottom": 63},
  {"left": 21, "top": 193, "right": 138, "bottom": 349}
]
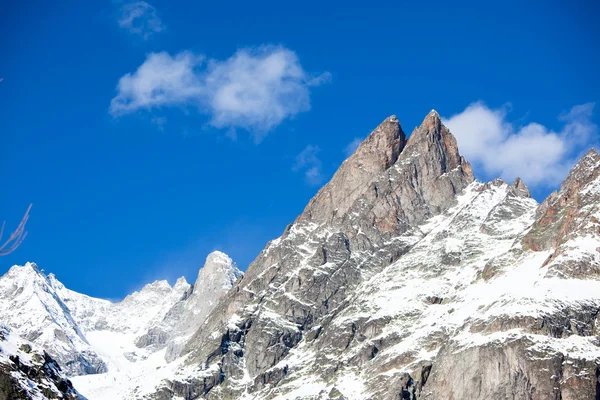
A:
[
  {"left": 510, "top": 177, "right": 531, "bottom": 197},
  {"left": 346, "top": 113, "right": 406, "bottom": 171},
  {"left": 195, "top": 250, "right": 243, "bottom": 291},
  {"left": 419, "top": 108, "right": 442, "bottom": 130},
  {"left": 297, "top": 110, "right": 472, "bottom": 227},
  {"left": 523, "top": 148, "right": 600, "bottom": 268}
]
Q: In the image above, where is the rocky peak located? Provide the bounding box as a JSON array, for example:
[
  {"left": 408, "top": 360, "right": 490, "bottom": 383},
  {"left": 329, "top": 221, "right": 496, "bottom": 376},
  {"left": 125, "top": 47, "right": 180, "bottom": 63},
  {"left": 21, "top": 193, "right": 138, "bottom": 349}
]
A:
[
  {"left": 403, "top": 109, "right": 470, "bottom": 176},
  {"left": 179, "top": 111, "right": 477, "bottom": 394},
  {"left": 295, "top": 115, "right": 407, "bottom": 225},
  {"left": 523, "top": 148, "right": 600, "bottom": 255},
  {"left": 510, "top": 177, "right": 531, "bottom": 198},
  {"left": 173, "top": 276, "right": 189, "bottom": 290},
  {"left": 296, "top": 110, "right": 474, "bottom": 227},
  {"left": 194, "top": 251, "right": 242, "bottom": 291},
  {"left": 559, "top": 148, "right": 600, "bottom": 198},
  {"left": 350, "top": 114, "right": 407, "bottom": 171}
]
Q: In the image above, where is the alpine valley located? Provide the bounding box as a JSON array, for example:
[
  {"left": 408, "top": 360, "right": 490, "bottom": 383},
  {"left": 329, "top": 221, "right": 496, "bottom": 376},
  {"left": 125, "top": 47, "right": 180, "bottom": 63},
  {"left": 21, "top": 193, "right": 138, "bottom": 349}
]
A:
[{"left": 1, "top": 111, "right": 600, "bottom": 400}]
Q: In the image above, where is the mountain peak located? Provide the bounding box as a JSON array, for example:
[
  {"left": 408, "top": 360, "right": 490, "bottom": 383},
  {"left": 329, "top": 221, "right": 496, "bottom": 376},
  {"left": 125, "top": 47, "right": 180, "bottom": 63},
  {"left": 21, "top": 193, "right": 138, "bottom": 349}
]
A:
[
  {"left": 559, "top": 147, "right": 600, "bottom": 195},
  {"left": 404, "top": 110, "right": 473, "bottom": 179},
  {"left": 418, "top": 109, "right": 442, "bottom": 130},
  {"left": 349, "top": 114, "right": 407, "bottom": 170},
  {"left": 195, "top": 251, "right": 242, "bottom": 291},
  {"left": 523, "top": 146, "right": 600, "bottom": 253},
  {"left": 510, "top": 177, "right": 531, "bottom": 197}
]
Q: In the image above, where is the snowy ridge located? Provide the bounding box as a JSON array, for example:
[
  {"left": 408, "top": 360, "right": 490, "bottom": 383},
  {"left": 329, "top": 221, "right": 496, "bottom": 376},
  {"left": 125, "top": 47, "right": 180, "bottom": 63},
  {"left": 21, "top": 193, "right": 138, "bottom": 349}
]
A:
[
  {"left": 0, "top": 250, "right": 243, "bottom": 400},
  {"left": 237, "top": 178, "right": 600, "bottom": 399}
]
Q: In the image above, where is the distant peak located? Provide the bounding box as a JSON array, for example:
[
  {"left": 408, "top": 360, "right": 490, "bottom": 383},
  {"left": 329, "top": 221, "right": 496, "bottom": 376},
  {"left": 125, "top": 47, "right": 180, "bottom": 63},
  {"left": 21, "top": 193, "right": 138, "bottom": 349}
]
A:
[
  {"left": 142, "top": 280, "right": 171, "bottom": 292},
  {"left": 206, "top": 250, "right": 232, "bottom": 263},
  {"left": 201, "top": 251, "right": 241, "bottom": 277},
  {"left": 510, "top": 177, "right": 531, "bottom": 198},
  {"left": 175, "top": 276, "right": 189, "bottom": 287},
  {"left": 194, "top": 251, "right": 242, "bottom": 290},
  {"left": 7, "top": 262, "right": 41, "bottom": 277}
]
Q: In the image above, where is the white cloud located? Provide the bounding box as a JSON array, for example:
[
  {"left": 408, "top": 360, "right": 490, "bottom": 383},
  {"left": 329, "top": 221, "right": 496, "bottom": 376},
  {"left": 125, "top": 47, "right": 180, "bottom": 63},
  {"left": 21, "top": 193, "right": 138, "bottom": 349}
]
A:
[
  {"left": 293, "top": 145, "right": 324, "bottom": 185},
  {"left": 443, "top": 102, "right": 597, "bottom": 187},
  {"left": 110, "top": 46, "right": 329, "bottom": 141},
  {"left": 344, "top": 137, "right": 363, "bottom": 157},
  {"left": 118, "top": 1, "right": 165, "bottom": 39}
]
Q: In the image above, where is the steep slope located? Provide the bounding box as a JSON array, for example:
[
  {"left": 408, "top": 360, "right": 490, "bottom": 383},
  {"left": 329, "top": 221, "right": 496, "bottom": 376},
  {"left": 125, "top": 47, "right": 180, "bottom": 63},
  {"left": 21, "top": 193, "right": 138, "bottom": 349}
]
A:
[
  {"left": 70, "top": 251, "right": 242, "bottom": 400},
  {"left": 149, "top": 111, "right": 475, "bottom": 398},
  {"left": 0, "top": 263, "right": 108, "bottom": 376},
  {"left": 135, "top": 251, "right": 243, "bottom": 361},
  {"left": 146, "top": 112, "right": 600, "bottom": 400},
  {"left": 0, "top": 324, "right": 82, "bottom": 399},
  {"left": 0, "top": 250, "right": 242, "bottom": 384}
]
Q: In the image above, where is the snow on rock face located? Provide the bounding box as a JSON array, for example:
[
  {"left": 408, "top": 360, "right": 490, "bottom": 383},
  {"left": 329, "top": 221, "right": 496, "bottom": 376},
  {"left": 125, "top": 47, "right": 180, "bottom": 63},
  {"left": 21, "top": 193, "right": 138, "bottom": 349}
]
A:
[
  {"left": 134, "top": 251, "right": 243, "bottom": 361},
  {"left": 142, "top": 115, "right": 600, "bottom": 400},
  {"left": 0, "top": 263, "right": 108, "bottom": 376},
  {"left": 0, "top": 324, "right": 83, "bottom": 399},
  {"left": 0, "top": 250, "right": 242, "bottom": 384}
]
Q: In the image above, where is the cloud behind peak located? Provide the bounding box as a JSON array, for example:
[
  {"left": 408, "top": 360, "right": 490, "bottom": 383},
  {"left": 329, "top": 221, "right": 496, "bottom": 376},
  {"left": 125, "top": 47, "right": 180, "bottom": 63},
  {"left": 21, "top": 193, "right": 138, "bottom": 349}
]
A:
[{"left": 443, "top": 102, "right": 597, "bottom": 188}]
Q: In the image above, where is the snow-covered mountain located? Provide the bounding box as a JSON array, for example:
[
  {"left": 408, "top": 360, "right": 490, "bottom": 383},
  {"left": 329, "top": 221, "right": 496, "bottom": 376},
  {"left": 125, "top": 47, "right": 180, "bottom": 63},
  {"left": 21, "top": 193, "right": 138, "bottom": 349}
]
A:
[
  {"left": 2, "top": 111, "right": 600, "bottom": 399},
  {"left": 0, "top": 323, "right": 82, "bottom": 399},
  {"left": 150, "top": 112, "right": 600, "bottom": 400},
  {"left": 0, "top": 251, "right": 243, "bottom": 398}
]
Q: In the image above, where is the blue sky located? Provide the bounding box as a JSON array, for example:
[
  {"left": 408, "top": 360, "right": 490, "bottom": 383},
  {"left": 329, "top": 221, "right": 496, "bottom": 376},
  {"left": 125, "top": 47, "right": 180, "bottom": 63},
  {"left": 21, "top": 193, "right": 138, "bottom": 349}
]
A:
[{"left": 1, "top": 0, "right": 598, "bottom": 299}]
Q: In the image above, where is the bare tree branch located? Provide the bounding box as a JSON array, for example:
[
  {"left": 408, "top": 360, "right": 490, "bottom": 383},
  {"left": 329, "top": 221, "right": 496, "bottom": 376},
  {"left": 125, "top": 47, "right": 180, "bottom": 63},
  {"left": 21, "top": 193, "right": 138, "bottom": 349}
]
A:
[{"left": 0, "top": 204, "right": 32, "bottom": 256}]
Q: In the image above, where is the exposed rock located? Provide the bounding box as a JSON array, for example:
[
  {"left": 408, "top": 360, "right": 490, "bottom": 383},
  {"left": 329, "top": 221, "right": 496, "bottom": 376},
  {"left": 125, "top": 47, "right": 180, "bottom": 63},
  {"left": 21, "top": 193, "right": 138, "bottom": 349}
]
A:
[
  {"left": 176, "top": 110, "right": 475, "bottom": 398},
  {"left": 0, "top": 325, "right": 82, "bottom": 399},
  {"left": 523, "top": 148, "right": 600, "bottom": 279}
]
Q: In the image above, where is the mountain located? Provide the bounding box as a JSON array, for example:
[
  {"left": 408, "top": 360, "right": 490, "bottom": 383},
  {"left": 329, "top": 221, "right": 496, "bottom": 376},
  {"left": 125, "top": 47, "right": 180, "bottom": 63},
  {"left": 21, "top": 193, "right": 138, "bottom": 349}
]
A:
[
  {"left": 2, "top": 111, "right": 600, "bottom": 400},
  {"left": 0, "top": 251, "right": 243, "bottom": 398},
  {"left": 150, "top": 112, "right": 600, "bottom": 399},
  {"left": 0, "top": 324, "right": 82, "bottom": 399}
]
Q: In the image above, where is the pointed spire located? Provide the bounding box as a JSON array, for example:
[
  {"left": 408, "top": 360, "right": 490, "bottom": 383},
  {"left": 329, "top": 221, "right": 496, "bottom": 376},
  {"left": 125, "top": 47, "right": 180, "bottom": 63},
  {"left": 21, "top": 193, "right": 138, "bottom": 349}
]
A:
[
  {"left": 348, "top": 114, "right": 407, "bottom": 170},
  {"left": 510, "top": 177, "right": 531, "bottom": 198},
  {"left": 404, "top": 110, "right": 471, "bottom": 177},
  {"left": 422, "top": 109, "right": 441, "bottom": 127}
]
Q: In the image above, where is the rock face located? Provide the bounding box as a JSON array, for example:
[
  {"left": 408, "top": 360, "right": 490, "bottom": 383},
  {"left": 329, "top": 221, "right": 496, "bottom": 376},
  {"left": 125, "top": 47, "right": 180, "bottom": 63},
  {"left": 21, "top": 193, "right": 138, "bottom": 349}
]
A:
[
  {"left": 0, "top": 324, "right": 82, "bottom": 399},
  {"left": 149, "top": 112, "right": 600, "bottom": 400},
  {"left": 167, "top": 111, "right": 476, "bottom": 397},
  {"left": 523, "top": 148, "right": 600, "bottom": 278},
  {"left": 134, "top": 251, "right": 243, "bottom": 361}
]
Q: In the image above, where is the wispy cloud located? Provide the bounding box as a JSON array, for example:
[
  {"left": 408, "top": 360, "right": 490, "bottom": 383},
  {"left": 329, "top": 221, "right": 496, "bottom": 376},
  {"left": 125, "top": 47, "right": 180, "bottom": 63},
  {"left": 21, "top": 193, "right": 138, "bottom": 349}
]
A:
[
  {"left": 118, "top": 1, "right": 165, "bottom": 39},
  {"left": 344, "top": 137, "right": 363, "bottom": 158},
  {"left": 110, "top": 46, "right": 329, "bottom": 141},
  {"left": 444, "top": 102, "right": 597, "bottom": 187},
  {"left": 293, "top": 145, "right": 324, "bottom": 185},
  {"left": 151, "top": 116, "right": 167, "bottom": 130}
]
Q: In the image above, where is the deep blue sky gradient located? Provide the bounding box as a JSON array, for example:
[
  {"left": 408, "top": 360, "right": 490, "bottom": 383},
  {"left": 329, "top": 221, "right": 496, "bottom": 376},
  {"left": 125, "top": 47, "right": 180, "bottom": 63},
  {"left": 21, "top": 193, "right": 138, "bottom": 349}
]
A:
[{"left": 1, "top": 0, "right": 599, "bottom": 299}]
